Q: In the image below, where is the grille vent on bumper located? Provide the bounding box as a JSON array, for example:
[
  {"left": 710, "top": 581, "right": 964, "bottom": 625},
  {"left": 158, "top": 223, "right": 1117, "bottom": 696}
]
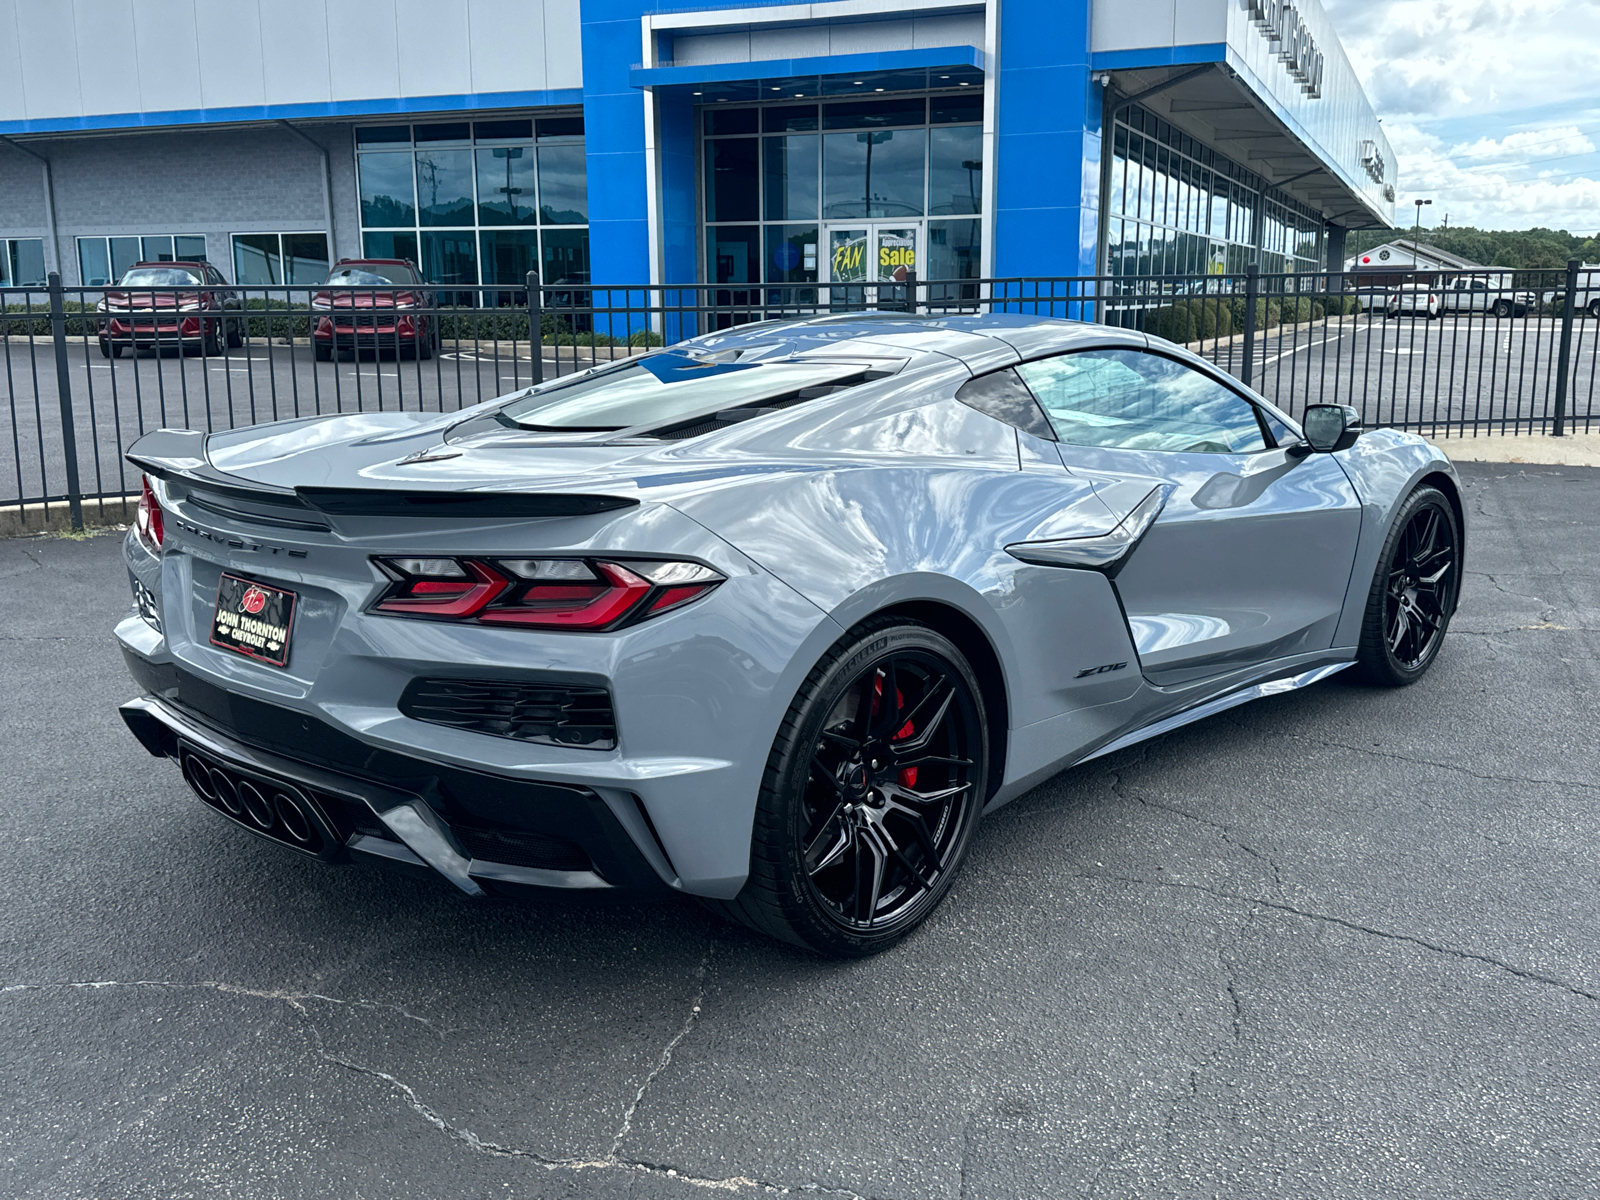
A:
[
  {"left": 399, "top": 678, "right": 617, "bottom": 750},
  {"left": 453, "top": 825, "right": 592, "bottom": 872}
]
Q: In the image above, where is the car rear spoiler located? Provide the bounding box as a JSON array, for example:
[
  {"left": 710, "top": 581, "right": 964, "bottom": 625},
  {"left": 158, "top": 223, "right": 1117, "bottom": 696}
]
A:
[{"left": 125, "top": 428, "right": 639, "bottom": 520}]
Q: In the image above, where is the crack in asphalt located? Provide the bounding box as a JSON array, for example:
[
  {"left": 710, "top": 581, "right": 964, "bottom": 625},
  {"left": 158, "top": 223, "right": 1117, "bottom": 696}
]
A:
[
  {"left": 1279, "top": 732, "right": 1600, "bottom": 793},
  {"left": 609, "top": 936, "right": 716, "bottom": 1158},
  {"left": 1073, "top": 871, "right": 1600, "bottom": 1004},
  {"left": 0, "top": 978, "right": 447, "bottom": 1033},
  {"left": 0, "top": 959, "right": 883, "bottom": 1199},
  {"left": 1114, "top": 775, "right": 1286, "bottom": 897}
]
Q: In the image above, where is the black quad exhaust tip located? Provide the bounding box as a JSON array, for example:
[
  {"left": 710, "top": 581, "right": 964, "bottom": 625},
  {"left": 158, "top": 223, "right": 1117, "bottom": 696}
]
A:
[
  {"left": 237, "top": 780, "right": 275, "bottom": 830},
  {"left": 273, "top": 791, "right": 315, "bottom": 845},
  {"left": 211, "top": 769, "right": 244, "bottom": 817},
  {"left": 182, "top": 754, "right": 215, "bottom": 801},
  {"left": 176, "top": 744, "right": 328, "bottom": 855}
]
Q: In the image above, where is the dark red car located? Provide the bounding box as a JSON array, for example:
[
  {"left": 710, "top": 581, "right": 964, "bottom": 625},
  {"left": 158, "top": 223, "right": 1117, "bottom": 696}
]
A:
[
  {"left": 97, "top": 261, "right": 242, "bottom": 357},
  {"left": 311, "top": 259, "right": 437, "bottom": 361}
]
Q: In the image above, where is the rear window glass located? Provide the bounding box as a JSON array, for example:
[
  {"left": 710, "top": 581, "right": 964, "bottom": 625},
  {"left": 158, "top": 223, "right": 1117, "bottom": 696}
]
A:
[
  {"left": 326, "top": 265, "right": 415, "bottom": 285},
  {"left": 119, "top": 268, "right": 204, "bottom": 286},
  {"left": 500, "top": 349, "right": 876, "bottom": 431}
]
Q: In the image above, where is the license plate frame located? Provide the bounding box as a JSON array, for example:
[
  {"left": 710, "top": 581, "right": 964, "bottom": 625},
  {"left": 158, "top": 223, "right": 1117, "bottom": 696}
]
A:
[{"left": 210, "top": 573, "right": 297, "bottom": 668}]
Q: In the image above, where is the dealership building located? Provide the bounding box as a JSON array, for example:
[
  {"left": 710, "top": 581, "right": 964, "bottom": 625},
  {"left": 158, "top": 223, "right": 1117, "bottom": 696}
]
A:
[{"left": 0, "top": 0, "right": 1394, "bottom": 294}]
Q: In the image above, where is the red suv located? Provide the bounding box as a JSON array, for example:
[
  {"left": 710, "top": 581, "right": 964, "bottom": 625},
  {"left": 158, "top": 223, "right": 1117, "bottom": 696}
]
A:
[
  {"left": 311, "top": 259, "right": 437, "bottom": 361},
  {"left": 97, "top": 261, "right": 241, "bottom": 357}
]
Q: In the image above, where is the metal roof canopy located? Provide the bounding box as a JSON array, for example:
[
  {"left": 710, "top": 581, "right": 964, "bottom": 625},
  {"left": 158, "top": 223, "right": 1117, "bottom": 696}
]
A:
[{"left": 1109, "top": 63, "right": 1389, "bottom": 230}]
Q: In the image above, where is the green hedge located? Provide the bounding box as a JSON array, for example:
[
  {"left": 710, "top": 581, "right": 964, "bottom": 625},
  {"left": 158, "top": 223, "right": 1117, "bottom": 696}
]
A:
[{"left": 1143, "top": 298, "right": 1235, "bottom": 342}]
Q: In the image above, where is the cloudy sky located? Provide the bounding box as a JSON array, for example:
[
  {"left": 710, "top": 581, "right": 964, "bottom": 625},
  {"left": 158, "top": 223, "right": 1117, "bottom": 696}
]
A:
[{"left": 1321, "top": 0, "right": 1600, "bottom": 233}]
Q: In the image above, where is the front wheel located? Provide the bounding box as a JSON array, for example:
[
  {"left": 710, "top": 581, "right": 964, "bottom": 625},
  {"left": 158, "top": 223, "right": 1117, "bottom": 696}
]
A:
[
  {"left": 709, "top": 619, "right": 989, "bottom": 956},
  {"left": 1353, "top": 486, "right": 1461, "bottom": 686},
  {"left": 1589, "top": 299, "right": 1600, "bottom": 319}
]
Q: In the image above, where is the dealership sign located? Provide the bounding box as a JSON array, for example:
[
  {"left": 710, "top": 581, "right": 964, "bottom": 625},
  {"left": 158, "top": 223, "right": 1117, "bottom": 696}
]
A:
[{"left": 1241, "top": 0, "right": 1324, "bottom": 98}]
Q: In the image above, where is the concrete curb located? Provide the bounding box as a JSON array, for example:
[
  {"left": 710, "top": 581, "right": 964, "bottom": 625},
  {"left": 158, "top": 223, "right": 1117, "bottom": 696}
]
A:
[
  {"left": 1430, "top": 432, "right": 1600, "bottom": 468},
  {"left": 2, "top": 495, "right": 137, "bottom": 538}
]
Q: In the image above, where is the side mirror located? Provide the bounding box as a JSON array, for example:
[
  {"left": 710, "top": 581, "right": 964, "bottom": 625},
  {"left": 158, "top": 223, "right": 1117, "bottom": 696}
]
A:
[{"left": 1299, "top": 404, "right": 1362, "bottom": 454}]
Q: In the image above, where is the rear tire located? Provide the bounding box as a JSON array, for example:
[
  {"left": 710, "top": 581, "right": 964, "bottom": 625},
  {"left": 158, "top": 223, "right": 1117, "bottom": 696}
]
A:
[
  {"left": 98, "top": 338, "right": 111, "bottom": 359},
  {"left": 1492, "top": 300, "right": 1512, "bottom": 318},
  {"left": 226, "top": 320, "right": 242, "bottom": 348},
  {"left": 1352, "top": 486, "right": 1461, "bottom": 687},
  {"left": 1589, "top": 299, "right": 1600, "bottom": 319},
  {"left": 706, "top": 618, "right": 988, "bottom": 956}
]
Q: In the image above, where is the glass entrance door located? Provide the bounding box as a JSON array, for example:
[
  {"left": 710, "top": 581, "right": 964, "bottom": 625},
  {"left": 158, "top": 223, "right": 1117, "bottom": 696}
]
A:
[{"left": 827, "top": 224, "right": 920, "bottom": 284}]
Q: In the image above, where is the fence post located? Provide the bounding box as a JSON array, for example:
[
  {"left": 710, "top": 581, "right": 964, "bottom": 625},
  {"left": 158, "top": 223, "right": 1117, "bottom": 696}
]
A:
[
  {"left": 1552, "top": 257, "right": 1579, "bottom": 437},
  {"left": 903, "top": 269, "right": 917, "bottom": 314},
  {"left": 47, "top": 271, "right": 84, "bottom": 531},
  {"left": 1241, "top": 262, "right": 1260, "bottom": 388},
  {"left": 525, "top": 270, "right": 544, "bottom": 387}
]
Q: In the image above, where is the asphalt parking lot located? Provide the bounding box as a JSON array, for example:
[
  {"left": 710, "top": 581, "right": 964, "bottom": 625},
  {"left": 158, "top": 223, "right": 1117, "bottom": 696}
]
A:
[{"left": 2, "top": 461, "right": 1598, "bottom": 1199}]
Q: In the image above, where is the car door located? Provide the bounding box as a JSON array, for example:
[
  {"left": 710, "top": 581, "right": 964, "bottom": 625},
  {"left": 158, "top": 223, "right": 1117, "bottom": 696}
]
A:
[{"left": 1011, "top": 346, "right": 1364, "bottom": 687}]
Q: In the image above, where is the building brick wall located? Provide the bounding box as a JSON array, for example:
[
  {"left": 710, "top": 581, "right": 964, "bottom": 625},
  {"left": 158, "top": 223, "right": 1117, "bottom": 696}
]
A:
[{"left": 0, "top": 122, "right": 366, "bottom": 283}]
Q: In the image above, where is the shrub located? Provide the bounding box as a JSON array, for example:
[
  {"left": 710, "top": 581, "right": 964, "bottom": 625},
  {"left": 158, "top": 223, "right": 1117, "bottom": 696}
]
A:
[{"left": 1143, "top": 297, "right": 1235, "bottom": 343}]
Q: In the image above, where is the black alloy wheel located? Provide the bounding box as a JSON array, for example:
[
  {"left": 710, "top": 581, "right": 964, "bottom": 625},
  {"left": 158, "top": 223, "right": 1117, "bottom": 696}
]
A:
[
  {"left": 1354, "top": 486, "right": 1460, "bottom": 685},
  {"left": 712, "top": 619, "right": 988, "bottom": 956}
]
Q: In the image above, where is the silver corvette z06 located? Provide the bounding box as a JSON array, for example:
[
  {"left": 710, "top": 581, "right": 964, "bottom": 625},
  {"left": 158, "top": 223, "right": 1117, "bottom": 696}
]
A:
[{"left": 116, "top": 314, "right": 1463, "bottom": 955}]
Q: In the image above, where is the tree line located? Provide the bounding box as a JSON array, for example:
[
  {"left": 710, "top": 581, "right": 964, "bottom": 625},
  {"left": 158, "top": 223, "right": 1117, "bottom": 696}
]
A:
[{"left": 1345, "top": 225, "right": 1600, "bottom": 269}]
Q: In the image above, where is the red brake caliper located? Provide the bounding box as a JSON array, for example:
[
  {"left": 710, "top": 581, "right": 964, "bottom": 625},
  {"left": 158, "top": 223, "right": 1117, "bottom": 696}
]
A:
[{"left": 872, "top": 676, "right": 918, "bottom": 788}]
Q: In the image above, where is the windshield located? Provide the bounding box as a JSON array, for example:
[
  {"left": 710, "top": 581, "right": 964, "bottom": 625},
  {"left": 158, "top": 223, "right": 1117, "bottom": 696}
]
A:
[
  {"left": 325, "top": 265, "right": 415, "bottom": 285},
  {"left": 118, "top": 268, "right": 204, "bottom": 287},
  {"left": 500, "top": 349, "right": 878, "bottom": 431}
]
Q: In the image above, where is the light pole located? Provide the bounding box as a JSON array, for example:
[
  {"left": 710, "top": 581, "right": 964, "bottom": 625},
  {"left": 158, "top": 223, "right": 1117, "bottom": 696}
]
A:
[{"left": 1412, "top": 198, "right": 1432, "bottom": 273}]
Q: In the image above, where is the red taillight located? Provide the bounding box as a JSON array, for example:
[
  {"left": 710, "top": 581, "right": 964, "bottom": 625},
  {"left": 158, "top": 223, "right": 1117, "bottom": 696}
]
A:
[
  {"left": 136, "top": 475, "right": 163, "bottom": 549},
  {"left": 371, "top": 557, "right": 722, "bottom": 631}
]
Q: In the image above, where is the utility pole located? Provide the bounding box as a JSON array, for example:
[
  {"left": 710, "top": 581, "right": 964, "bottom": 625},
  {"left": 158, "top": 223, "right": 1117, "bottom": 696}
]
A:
[{"left": 1412, "top": 198, "right": 1432, "bottom": 274}]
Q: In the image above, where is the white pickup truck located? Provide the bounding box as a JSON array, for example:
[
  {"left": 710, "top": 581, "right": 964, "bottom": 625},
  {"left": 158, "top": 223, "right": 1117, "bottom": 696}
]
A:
[
  {"left": 1439, "top": 275, "right": 1538, "bottom": 317},
  {"left": 1542, "top": 265, "right": 1600, "bottom": 318}
]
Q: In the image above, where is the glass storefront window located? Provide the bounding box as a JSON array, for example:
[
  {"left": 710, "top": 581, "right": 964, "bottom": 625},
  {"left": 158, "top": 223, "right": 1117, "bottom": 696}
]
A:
[
  {"left": 360, "top": 152, "right": 416, "bottom": 228},
  {"left": 764, "top": 135, "right": 819, "bottom": 221},
  {"left": 704, "top": 92, "right": 981, "bottom": 283},
  {"left": 231, "top": 232, "right": 330, "bottom": 285},
  {"left": 928, "top": 126, "right": 981, "bottom": 216},
  {"left": 708, "top": 226, "right": 761, "bottom": 284},
  {"left": 1105, "top": 102, "right": 1322, "bottom": 277},
  {"left": 766, "top": 224, "right": 819, "bottom": 284},
  {"left": 416, "top": 150, "right": 476, "bottom": 226},
  {"left": 706, "top": 138, "right": 760, "bottom": 223},
  {"left": 361, "top": 231, "right": 419, "bottom": 263},
  {"left": 422, "top": 230, "right": 478, "bottom": 287},
  {"left": 926, "top": 219, "right": 979, "bottom": 280},
  {"left": 537, "top": 145, "right": 588, "bottom": 224},
  {"left": 822, "top": 127, "right": 926, "bottom": 219},
  {"left": 542, "top": 228, "right": 589, "bottom": 286},
  {"left": 77, "top": 234, "right": 207, "bottom": 284},
  {"left": 356, "top": 117, "right": 589, "bottom": 289},
  {"left": 478, "top": 229, "right": 539, "bottom": 286},
  {"left": 476, "top": 146, "right": 537, "bottom": 225},
  {"left": 3, "top": 238, "right": 46, "bottom": 287}
]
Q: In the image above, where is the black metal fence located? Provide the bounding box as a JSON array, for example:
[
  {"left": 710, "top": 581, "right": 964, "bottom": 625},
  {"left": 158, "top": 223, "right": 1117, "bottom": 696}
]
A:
[{"left": 4, "top": 262, "right": 1596, "bottom": 529}]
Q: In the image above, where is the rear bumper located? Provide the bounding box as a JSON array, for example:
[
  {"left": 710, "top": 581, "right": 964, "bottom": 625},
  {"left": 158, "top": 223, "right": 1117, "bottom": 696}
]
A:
[{"left": 119, "top": 653, "right": 674, "bottom": 897}]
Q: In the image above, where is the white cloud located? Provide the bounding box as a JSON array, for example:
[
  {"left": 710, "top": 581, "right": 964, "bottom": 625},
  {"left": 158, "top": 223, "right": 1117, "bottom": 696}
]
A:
[
  {"left": 1450, "top": 127, "right": 1597, "bottom": 162},
  {"left": 1385, "top": 120, "right": 1600, "bottom": 230},
  {"left": 1322, "top": 0, "right": 1600, "bottom": 118},
  {"left": 1321, "top": 0, "right": 1600, "bottom": 229}
]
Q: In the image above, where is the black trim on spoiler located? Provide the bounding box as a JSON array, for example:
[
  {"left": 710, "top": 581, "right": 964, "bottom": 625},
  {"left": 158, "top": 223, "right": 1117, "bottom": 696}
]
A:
[
  {"left": 126, "top": 427, "right": 640, "bottom": 520},
  {"left": 295, "top": 488, "right": 638, "bottom": 518}
]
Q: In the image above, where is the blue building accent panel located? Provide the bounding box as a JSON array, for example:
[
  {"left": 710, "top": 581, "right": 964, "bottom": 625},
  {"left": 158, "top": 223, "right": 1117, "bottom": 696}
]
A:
[
  {"left": 1088, "top": 43, "right": 1228, "bottom": 71},
  {"left": 0, "top": 90, "right": 585, "bottom": 137},
  {"left": 581, "top": 0, "right": 656, "bottom": 292},
  {"left": 994, "top": 0, "right": 1099, "bottom": 279}
]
